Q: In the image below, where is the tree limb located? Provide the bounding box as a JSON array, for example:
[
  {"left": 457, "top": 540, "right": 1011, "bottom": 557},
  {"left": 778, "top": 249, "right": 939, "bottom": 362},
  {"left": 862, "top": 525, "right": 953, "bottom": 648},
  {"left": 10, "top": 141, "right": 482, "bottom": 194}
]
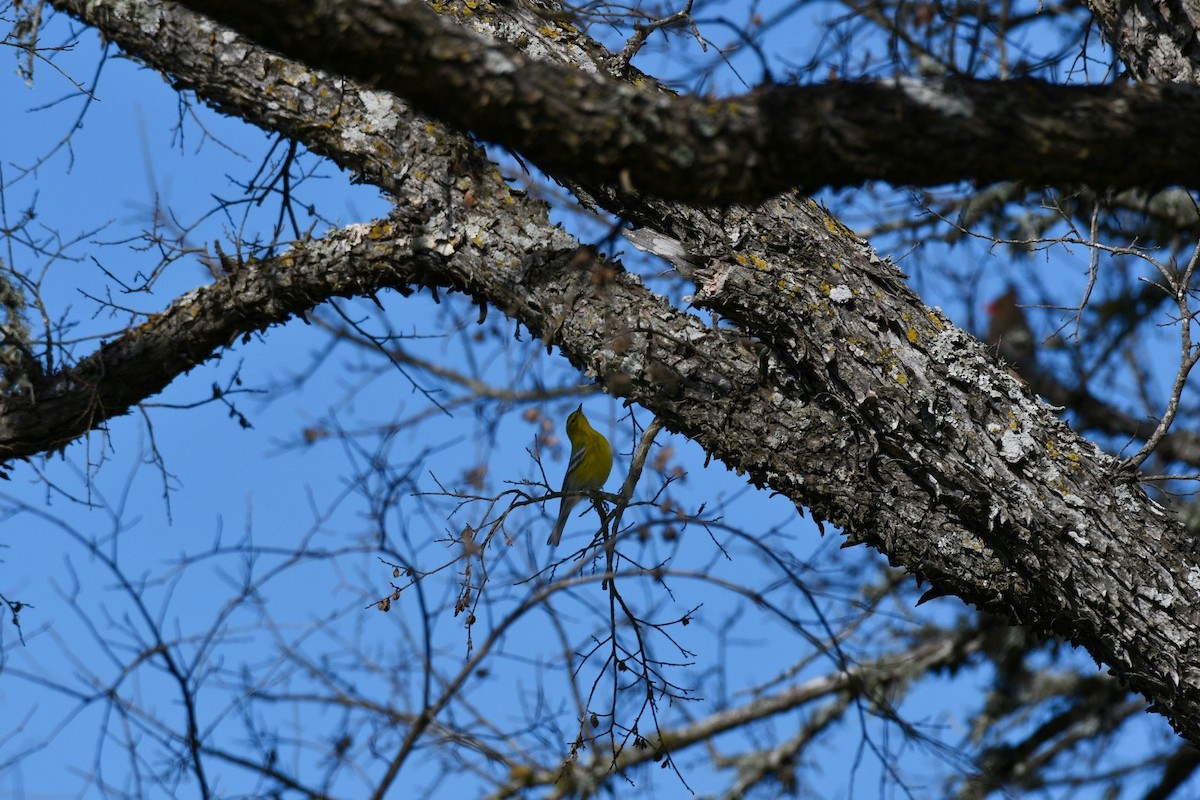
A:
[
  {"left": 1084, "top": 0, "right": 1200, "bottom": 81},
  {"left": 156, "top": 0, "right": 1200, "bottom": 202}
]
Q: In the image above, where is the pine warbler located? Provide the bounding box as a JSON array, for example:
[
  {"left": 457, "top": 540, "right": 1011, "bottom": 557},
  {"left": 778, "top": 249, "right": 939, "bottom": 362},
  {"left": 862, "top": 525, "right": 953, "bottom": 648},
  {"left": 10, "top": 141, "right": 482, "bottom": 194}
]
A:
[{"left": 547, "top": 404, "right": 613, "bottom": 546}]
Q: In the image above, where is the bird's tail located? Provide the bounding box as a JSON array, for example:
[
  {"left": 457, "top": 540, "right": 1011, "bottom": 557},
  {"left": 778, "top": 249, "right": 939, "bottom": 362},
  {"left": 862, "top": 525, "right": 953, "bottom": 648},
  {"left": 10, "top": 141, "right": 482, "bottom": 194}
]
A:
[{"left": 547, "top": 498, "right": 578, "bottom": 546}]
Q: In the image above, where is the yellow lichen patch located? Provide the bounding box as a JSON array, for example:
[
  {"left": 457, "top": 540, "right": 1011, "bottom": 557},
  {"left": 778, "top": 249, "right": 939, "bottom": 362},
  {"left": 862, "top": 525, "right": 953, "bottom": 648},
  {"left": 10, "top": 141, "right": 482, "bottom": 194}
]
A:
[
  {"left": 1046, "top": 440, "right": 1083, "bottom": 468},
  {"left": 821, "top": 212, "right": 855, "bottom": 238},
  {"left": 132, "top": 314, "right": 161, "bottom": 337},
  {"left": 368, "top": 221, "right": 394, "bottom": 240},
  {"left": 960, "top": 534, "right": 987, "bottom": 553},
  {"left": 735, "top": 253, "right": 749, "bottom": 265},
  {"left": 749, "top": 253, "right": 768, "bottom": 270},
  {"left": 906, "top": 328, "right": 918, "bottom": 343}
]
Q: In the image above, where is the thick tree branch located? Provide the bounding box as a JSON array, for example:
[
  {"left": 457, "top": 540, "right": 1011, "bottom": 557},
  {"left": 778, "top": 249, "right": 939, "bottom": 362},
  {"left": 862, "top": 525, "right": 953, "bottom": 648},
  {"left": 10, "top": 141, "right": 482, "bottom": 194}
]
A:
[
  {"left": 1085, "top": 0, "right": 1200, "bottom": 81},
  {"left": 39, "top": 0, "right": 1200, "bottom": 750},
  {"left": 156, "top": 0, "right": 1200, "bottom": 202}
]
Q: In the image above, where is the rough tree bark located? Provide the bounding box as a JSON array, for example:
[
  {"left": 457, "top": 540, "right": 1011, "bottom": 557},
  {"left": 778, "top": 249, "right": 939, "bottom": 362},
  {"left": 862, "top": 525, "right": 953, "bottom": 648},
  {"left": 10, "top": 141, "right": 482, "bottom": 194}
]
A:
[
  {"left": 1083, "top": 0, "right": 1200, "bottom": 81},
  {"left": 161, "top": 0, "right": 1200, "bottom": 200},
  {"left": 28, "top": 0, "right": 1200, "bottom": 747}
]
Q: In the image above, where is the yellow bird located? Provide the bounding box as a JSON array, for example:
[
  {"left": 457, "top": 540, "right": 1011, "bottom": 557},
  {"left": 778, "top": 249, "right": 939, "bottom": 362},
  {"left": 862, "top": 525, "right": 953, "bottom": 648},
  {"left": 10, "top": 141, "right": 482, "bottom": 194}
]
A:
[{"left": 547, "top": 404, "right": 613, "bottom": 546}]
